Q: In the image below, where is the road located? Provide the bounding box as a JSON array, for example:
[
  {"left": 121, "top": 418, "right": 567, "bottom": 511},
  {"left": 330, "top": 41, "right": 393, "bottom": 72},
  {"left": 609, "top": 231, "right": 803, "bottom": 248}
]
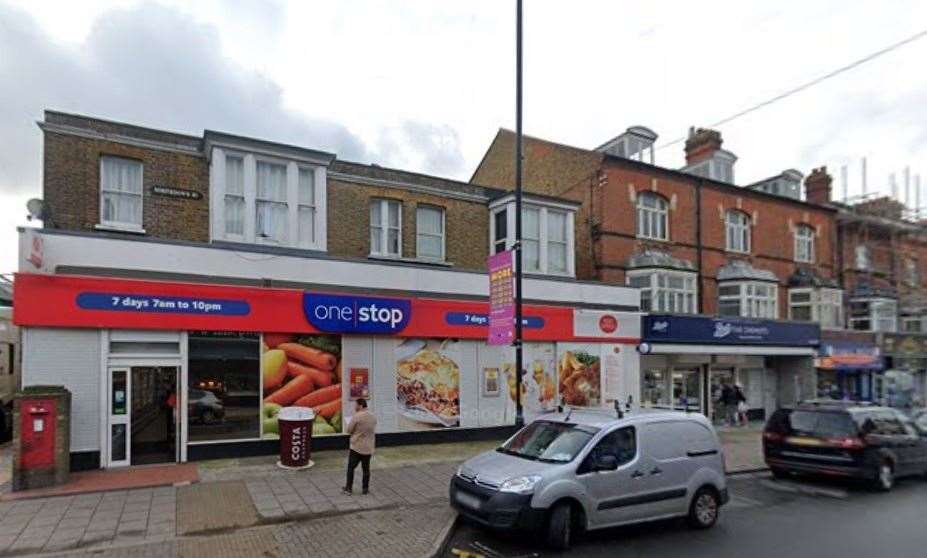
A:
[{"left": 444, "top": 473, "right": 927, "bottom": 558}]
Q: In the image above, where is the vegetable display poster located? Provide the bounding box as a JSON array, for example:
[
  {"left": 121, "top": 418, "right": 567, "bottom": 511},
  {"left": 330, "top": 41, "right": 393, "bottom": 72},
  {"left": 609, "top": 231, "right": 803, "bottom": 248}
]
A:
[
  {"left": 556, "top": 343, "right": 602, "bottom": 408},
  {"left": 261, "top": 333, "right": 343, "bottom": 438}
]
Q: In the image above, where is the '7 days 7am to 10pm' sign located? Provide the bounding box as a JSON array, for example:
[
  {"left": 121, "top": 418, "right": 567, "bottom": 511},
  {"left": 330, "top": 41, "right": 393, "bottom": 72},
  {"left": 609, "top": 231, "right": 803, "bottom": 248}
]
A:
[{"left": 487, "top": 250, "right": 515, "bottom": 346}]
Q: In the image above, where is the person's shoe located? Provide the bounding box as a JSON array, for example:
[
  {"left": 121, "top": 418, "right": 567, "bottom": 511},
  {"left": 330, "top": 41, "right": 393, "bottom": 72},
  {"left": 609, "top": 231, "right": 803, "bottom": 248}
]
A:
[{"left": 341, "top": 487, "right": 352, "bottom": 495}]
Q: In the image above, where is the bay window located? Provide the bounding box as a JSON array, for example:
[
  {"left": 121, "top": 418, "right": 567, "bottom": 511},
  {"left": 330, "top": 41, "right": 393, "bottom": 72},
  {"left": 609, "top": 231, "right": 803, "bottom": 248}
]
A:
[
  {"left": 490, "top": 198, "right": 575, "bottom": 276},
  {"left": 794, "top": 224, "right": 815, "bottom": 263},
  {"left": 370, "top": 199, "right": 401, "bottom": 257},
  {"left": 636, "top": 192, "right": 669, "bottom": 241},
  {"left": 789, "top": 288, "right": 843, "bottom": 328},
  {"left": 416, "top": 205, "right": 445, "bottom": 261},
  {"left": 849, "top": 298, "right": 897, "bottom": 332},
  {"left": 725, "top": 210, "right": 751, "bottom": 253},
  {"left": 628, "top": 270, "right": 697, "bottom": 313},
  {"left": 100, "top": 156, "right": 143, "bottom": 231},
  {"left": 718, "top": 281, "right": 778, "bottom": 318},
  {"left": 209, "top": 146, "right": 328, "bottom": 250}
]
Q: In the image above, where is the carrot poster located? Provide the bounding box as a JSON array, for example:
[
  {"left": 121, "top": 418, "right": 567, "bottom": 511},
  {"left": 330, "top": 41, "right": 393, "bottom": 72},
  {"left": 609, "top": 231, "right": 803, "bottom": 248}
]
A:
[{"left": 261, "top": 333, "right": 343, "bottom": 438}]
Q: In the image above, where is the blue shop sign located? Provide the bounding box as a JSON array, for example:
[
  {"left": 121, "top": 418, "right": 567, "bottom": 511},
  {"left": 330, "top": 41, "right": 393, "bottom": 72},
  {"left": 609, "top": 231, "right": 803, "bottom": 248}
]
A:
[
  {"left": 643, "top": 315, "right": 820, "bottom": 346},
  {"left": 444, "top": 312, "right": 544, "bottom": 329},
  {"left": 303, "top": 293, "right": 411, "bottom": 334},
  {"left": 76, "top": 292, "right": 250, "bottom": 316}
]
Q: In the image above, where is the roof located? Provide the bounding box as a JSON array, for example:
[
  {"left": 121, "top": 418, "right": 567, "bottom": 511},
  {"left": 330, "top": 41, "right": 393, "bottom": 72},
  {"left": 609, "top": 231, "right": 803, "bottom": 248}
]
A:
[
  {"left": 538, "top": 408, "right": 707, "bottom": 429},
  {"left": 331, "top": 159, "right": 504, "bottom": 201},
  {"left": 203, "top": 130, "right": 336, "bottom": 165}
]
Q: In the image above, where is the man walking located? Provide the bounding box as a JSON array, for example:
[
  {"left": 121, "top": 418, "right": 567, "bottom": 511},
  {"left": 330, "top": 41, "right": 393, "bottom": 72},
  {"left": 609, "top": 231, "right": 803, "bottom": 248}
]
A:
[{"left": 343, "top": 398, "right": 377, "bottom": 495}]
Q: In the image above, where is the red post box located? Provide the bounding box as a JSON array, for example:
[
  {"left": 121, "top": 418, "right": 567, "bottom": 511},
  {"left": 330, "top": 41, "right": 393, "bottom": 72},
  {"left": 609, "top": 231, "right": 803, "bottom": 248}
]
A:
[{"left": 20, "top": 399, "right": 56, "bottom": 469}]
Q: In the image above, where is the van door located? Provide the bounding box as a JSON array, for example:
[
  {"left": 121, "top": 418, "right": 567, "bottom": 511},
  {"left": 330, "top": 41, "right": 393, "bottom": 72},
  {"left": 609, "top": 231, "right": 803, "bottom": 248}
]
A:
[
  {"left": 634, "top": 421, "right": 692, "bottom": 519},
  {"left": 576, "top": 426, "right": 640, "bottom": 528}
]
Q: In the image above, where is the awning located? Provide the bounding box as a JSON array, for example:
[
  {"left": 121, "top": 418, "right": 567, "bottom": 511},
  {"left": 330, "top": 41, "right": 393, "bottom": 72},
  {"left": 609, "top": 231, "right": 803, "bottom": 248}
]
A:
[{"left": 640, "top": 343, "right": 816, "bottom": 357}]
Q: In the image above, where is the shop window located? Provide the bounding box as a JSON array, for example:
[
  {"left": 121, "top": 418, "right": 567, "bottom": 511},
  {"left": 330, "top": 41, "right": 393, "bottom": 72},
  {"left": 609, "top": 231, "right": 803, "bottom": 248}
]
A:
[
  {"left": 636, "top": 192, "right": 668, "bottom": 241},
  {"left": 849, "top": 298, "right": 897, "bottom": 332},
  {"left": 212, "top": 148, "right": 326, "bottom": 250},
  {"left": 490, "top": 199, "right": 575, "bottom": 276},
  {"left": 789, "top": 288, "right": 843, "bottom": 329},
  {"left": 794, "top": 224, "right": 815, "bottom": 263},
  {"left": 718, "top": 281, "right": 778, "bottom": 319},
  {"left": 725, "top": 210, "right": 751, "bottom": 253},
  {"left": 642, "top": 369, "right": 671, "bottom": 408},
  {"left": 99, "top": 156, "right": 143, "bottom": 231},
  {"left": 627, "top": 270, "right": 697, "bottom": 313},
  {"left": 187, "top": 331, "right": 261, "bottom": 442},
  {"left": 416, "top": 205, "right": 445, "bottom": 261},
  {"left": 370, "top": 199, "right": 402, "bottom": 257}
]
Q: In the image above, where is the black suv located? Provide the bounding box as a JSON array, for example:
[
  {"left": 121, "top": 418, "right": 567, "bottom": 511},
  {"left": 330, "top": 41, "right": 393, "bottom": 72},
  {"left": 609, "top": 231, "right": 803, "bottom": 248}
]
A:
[{"left": 763, "top": 401, "right": 927, "bottom": 491}]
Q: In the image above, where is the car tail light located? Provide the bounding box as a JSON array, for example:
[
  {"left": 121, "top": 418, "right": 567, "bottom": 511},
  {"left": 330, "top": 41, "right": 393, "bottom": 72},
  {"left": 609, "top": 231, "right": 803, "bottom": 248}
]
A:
[
  {"left": 763, "top": 431, "right": 783, "bottom": 442},
  {"left": 827, "top": 437, "right": 866, "bottom": 450}
]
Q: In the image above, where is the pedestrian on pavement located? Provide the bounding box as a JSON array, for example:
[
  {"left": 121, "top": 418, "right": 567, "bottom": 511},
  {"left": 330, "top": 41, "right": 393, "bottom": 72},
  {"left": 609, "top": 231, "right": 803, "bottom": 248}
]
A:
[
  {"left": 720, "top": 383, "right": 738, "bottom": 427},
  {"left": 734, "top": 383, "right": 748, "bottom": 426},
  {"left": 343, "top": 398, "right": 377, "bottom": 495}
]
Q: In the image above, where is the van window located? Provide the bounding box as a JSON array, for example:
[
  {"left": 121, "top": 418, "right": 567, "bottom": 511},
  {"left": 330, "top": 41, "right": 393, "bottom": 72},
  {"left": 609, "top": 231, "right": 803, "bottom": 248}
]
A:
[
  {"left": 500, "top": 420, "right": 598, "bottom": 464},
  {"left": 641, "top": 422, "right": 687, "bottom": 460},
  {"left": 579, "top": 427, "right": 635, "bottom": 474}
]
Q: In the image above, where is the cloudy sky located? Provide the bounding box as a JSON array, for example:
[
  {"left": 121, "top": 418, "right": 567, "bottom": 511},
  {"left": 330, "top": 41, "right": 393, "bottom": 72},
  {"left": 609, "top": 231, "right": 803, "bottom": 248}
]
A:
[{"left": 2, "top": 0, "right": 926, "bottom": 275}]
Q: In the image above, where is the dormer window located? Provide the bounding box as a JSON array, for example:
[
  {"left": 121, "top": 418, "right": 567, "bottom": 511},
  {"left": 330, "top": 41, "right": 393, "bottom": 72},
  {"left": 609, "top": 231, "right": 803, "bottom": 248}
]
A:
[{"left": 490, "top": 195, "right": 576, "bottom": 277}]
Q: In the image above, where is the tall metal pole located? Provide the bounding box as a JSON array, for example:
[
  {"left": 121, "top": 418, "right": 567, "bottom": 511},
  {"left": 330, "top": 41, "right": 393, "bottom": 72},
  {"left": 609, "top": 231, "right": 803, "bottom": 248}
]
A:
[{"left": 513, "top": 0, "right": 525, "bottom": 428}]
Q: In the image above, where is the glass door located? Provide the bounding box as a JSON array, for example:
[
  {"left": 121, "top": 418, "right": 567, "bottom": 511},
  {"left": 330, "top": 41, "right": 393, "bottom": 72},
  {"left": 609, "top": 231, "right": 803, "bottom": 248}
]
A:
[
  {"left": 671, "top": 369, "right": 701, "bottom": 413},
  {"left": 107, "top": 367, "right": 131, "bottom": 467}
]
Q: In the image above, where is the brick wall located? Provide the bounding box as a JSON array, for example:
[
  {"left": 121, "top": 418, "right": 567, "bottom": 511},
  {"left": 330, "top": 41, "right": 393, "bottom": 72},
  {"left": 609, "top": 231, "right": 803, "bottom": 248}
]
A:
[
  {"left": 43, "top": 131, "right": 209, "bottom": 242},
  {"left": 327, "top": 177, "right": 489, "bottom": 271}
]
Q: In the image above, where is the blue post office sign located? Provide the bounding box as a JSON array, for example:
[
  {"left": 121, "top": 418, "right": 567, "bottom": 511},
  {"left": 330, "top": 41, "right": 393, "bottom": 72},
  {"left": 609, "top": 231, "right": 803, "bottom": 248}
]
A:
[{"left": 643, "top": 315, "right": 820, "bottom": 346}]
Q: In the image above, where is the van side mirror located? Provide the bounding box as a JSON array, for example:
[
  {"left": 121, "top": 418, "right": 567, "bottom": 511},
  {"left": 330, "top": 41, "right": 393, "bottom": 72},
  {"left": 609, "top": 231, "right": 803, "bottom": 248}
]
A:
[{"left": 595, "top": 454, "right": 619, "bottom": 472}]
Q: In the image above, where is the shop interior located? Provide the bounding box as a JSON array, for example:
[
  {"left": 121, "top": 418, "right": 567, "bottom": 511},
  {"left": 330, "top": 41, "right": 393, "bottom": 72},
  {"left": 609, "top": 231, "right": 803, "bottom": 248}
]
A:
[{"left": 129, "top": 366, "right": 177, "bottom": 465}]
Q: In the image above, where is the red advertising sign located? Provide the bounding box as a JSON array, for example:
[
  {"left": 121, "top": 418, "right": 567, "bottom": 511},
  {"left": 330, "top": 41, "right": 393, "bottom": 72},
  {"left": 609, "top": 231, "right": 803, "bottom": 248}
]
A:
[
  {"left": 349, "top": 368, "right": 370, "bottom": 400},
  {"left": 487, "top": 251, "right": 515, "bottom": 346}
]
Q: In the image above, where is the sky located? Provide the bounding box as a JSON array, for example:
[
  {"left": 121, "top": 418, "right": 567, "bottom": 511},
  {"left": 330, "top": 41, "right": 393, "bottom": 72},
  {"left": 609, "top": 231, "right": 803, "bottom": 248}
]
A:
[{"left": 2, "top": 0, "right": 926, "bottom": 275}]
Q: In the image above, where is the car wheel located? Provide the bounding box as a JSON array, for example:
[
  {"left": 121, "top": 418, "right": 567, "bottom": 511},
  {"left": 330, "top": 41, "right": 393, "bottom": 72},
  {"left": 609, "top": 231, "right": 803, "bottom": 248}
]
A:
[
  {"left": 770, "top": 467, "right": 789, "bottom": 480},
  {"left": 873, "top": 461, "right": 894, "bottom": 492},
  {"left": 546, "top": 503, "right": 572, "bottom": 550},
  {"left": 688, "top": 487, "right": 720, "bottom": 529}
]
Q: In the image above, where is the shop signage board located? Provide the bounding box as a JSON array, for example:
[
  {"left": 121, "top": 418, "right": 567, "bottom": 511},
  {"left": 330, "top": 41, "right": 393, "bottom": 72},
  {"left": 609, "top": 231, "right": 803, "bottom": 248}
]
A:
[
  {"left": 151, "top": 185, "right": 203, "bottom": 200},
  {"left": 816, "top": 342, "right": 882, "bottom": 370},
  {"left": 14, "top": 273, "right": 641, "bottom": 344},
  {"left": 643, "top": 315, "right": 820, "bottom": 346},
  {"left": 487, "top": 250, "right": 515, "bottom": 346}
]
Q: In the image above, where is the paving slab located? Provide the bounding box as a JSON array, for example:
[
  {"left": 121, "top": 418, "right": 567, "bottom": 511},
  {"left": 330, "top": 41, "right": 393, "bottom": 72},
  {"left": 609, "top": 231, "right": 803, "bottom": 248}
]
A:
[{"left": 176, "top": 480, "right": 259, "bottom": 535}]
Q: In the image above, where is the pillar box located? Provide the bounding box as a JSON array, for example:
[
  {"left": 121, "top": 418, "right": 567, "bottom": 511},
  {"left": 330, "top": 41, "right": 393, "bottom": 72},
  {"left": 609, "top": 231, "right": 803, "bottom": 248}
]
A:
[{"left": 13, "top": 386, "right": 71, "bottom": 491}]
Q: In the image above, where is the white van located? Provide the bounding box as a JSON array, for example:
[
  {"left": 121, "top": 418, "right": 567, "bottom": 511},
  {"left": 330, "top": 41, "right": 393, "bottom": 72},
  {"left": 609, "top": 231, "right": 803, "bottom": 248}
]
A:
[{"left": 450, "top": 408, "right": 728, "bottom": 549}]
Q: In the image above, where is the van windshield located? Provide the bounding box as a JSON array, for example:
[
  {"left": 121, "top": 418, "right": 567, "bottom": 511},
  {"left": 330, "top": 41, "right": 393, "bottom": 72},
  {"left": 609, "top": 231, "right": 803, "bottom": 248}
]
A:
[{"left": 498, "top": 421, "right": 598, "bottom": 463}]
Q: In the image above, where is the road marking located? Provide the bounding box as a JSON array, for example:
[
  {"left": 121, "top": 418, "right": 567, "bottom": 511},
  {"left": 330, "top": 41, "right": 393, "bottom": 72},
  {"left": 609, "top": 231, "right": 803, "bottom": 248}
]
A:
[
  {"left": 760, "top": 479, "right": 848, "bottom": 499},
  {"left": 451, "top": 549, "right": 485, "bottom": 558},
  {"left": 729, "top": 494, "right": 765, "bottom": 508}
]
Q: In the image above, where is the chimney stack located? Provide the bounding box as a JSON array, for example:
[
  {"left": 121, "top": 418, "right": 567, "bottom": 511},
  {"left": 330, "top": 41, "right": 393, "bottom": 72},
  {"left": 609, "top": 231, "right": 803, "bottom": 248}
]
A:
[
  {"left": 684, "top": 127, "right": 724, "bottom": 165},
  {"left": 805, "top": 166, "right": 833, "bottom": 205}
]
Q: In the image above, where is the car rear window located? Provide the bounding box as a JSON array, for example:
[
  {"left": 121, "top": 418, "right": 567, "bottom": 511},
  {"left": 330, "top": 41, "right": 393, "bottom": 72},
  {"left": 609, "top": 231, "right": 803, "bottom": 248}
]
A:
[{"left": 766, "top": 409, "right": 857, "bottom": 438}]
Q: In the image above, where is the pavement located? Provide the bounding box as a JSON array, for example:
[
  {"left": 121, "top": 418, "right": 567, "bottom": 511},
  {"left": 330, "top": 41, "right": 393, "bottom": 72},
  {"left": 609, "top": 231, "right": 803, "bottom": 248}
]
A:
[{"left": 0, "top": 425, "right": 765, "bottom": 556}]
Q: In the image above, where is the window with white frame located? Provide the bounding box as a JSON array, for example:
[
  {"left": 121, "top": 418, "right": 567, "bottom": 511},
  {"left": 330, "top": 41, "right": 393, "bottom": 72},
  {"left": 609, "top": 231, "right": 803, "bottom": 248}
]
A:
[
  {"left": 100, "top": 156, "right": 143, "bottom": 230},
  {"left": 490, "top": 200, "right": 574, "bottom": 276},
  {"left": 627, "top": 270, "right": 697, "bottom": 313},
  {"left": 636, "top": 192, "right": 668, "bottom": 241},
  {"left": 789, "top": 288, "right": 843, "bottom": 328},
  {"left": 855, "top": 245, "right": 870, "bottom": 270},
  {"left": 370, "top": 199, "right": 401, "bottom": 257},
  {"left": 725, "top": 210, "right": 751, "bottom": 253},
  {"left": 794, "top": 224, "right": 815, "bottom": 263},
  {"left": 902, "top": 315, "right": 924, "bottom": 333},
  {"left": 718, "top": 281, "right": 778, "bottom": 318},
  {"left": 905, "top": 258, "right": 919, "bottom": 287},
  {"left": 849, "top": 298, "right": 897, "bottom": 332},
  {"left": 416, "top": 205, "right": 445, "bottom": 261},
  {"left": 211, "top": 148, "right": 327, "bottom": 250}
]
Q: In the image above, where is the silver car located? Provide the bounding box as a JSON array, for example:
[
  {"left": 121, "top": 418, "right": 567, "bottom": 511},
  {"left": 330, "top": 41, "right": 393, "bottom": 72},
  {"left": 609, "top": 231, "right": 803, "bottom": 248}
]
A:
[{"left": 450, "top": 409, "right": 728, "bottom": 549}]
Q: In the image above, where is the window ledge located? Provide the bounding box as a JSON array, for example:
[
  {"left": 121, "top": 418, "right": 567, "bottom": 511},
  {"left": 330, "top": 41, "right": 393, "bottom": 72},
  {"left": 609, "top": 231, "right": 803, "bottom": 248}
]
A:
[
  {"left": 636, "top": 236, "right": 670, "bottom": 243},
  {"left": 367, "top": 254, "right": 454, "bottom": 267},
  {"left": 95, "top": 223, "right": 146, "bottom": 235}
]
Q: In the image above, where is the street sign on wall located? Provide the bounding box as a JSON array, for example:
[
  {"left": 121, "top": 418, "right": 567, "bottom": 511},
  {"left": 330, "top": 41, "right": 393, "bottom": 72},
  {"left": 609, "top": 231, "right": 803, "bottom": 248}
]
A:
[{"left": 487, "top": 250, "right": 515, "bottom": 345}]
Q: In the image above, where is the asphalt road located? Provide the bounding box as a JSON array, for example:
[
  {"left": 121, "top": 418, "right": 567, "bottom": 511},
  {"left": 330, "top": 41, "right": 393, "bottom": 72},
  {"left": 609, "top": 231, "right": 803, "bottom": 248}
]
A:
[{"left": 444, "top": 473, "right": 927, "bottom": 558}]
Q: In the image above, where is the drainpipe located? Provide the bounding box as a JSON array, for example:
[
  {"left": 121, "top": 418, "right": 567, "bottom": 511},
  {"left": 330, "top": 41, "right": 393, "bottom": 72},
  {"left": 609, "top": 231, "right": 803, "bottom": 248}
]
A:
[{"left": 696, "top": 178, "right": 704, "bottom": 314}]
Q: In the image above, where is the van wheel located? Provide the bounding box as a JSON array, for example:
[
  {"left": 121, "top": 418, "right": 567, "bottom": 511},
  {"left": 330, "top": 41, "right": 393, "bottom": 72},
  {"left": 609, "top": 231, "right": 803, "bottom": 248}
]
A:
[
  {"left": 687, "top": 487, "right": 720, "bottom": 529},
  {"left": 872, "top": 461, "right": 894, "bottom": 492},
  {"left": 546, "top": 503, "right": 572, "bottom": 550}
]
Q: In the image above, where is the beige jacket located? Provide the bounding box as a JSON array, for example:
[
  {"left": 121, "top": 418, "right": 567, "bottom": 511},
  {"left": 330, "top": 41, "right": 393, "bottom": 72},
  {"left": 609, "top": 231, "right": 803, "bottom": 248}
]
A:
[{"left": 347, "top": 409, "right": 377, "bottom": 455}]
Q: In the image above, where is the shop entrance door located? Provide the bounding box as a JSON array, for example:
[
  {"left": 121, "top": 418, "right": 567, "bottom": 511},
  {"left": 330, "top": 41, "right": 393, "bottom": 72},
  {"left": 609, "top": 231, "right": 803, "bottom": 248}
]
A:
[
  {"left": 710, "top": 368, "right": 736, "bottom": 426},
  {"left": 671, "top": 369, "right": 701, "bottom": 413},
  {"left": 106, "top": 365, "right": 179, "bottom": 467}
]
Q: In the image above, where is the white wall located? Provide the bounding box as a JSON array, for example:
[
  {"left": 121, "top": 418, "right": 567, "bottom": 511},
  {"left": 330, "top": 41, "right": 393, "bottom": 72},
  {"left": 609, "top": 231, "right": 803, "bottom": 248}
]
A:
[{"left": 22, "top": 328, "right": 101, "bottom": 452}]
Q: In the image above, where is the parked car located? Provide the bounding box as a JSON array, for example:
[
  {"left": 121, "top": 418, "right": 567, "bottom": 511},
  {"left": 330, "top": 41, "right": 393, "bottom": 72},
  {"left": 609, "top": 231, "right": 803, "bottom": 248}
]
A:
[
  {"left": 189, "top": 389, "right": 225, "bottom": 424},
  {"left": 763, "top": 400, "right": 927, "bottom": 491},
  {"left": 450, "top": 409, "right": 728, "bottom": 549}
]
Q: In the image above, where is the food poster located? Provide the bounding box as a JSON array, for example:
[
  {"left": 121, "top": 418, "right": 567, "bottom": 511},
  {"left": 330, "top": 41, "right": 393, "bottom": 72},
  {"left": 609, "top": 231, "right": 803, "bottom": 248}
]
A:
[
  {"left": 395, "top": 338, "right": 461, "bottom": 430},
  {"left": 261, "top": 333, "right": 343, "bottom": 438},
  {"left": 557, "top": 343, "right": 603, "bottom": 408},
  {"left": 502, "top": 343, "right": 558, "bottom": 423}
]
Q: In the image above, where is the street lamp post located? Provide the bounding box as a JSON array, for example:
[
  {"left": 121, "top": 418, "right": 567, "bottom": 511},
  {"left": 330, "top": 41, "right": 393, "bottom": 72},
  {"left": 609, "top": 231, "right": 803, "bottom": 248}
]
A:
[{"left": 513, "top": 0, "right": 525, "bottom": 428}]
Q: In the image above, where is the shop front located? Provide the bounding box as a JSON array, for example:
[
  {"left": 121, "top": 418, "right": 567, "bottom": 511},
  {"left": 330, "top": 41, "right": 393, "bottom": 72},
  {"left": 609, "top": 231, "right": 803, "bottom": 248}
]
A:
[
  {"left": 814, "top": 331, "right": 882, "bottom": 402},
  {"left": 13, "top": 272, "right": 641, "bottom": 469},
  {"left": 878, "top": 333, "right": 927, "bottom": 409},
  {"left": 639, "top": 315, "right": 820, "bottom": 424}
]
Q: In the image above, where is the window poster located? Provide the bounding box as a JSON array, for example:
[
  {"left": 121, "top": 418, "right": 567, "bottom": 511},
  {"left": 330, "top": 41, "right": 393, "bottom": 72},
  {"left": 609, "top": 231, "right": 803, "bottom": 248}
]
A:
[
  {"left": 349, "top": 368, "right": 370, "bottom": 400},
  {"left": 482, "top": 367, "right": 501, "bottom": 397},
  {"left": 557, "top": 343, "right": 602, "bottom": 407},
  {"left": 500, "top": 343, "right": 557, "bottom": 423},
  {"left": 395, "top": 338, "right": 461, "bottom": 430},
  {"left": 261, "top": 333, "right": 343, "bottom": 438}
]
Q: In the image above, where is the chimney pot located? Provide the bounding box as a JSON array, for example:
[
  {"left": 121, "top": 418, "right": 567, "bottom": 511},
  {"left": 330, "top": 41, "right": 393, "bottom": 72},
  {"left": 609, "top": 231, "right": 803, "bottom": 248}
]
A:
[
  {"left": 684, "top": 127, "right": 724, "bottom": 166},
  {"left": 805, "top": 166, "right": 833, "bottom": 205}
]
